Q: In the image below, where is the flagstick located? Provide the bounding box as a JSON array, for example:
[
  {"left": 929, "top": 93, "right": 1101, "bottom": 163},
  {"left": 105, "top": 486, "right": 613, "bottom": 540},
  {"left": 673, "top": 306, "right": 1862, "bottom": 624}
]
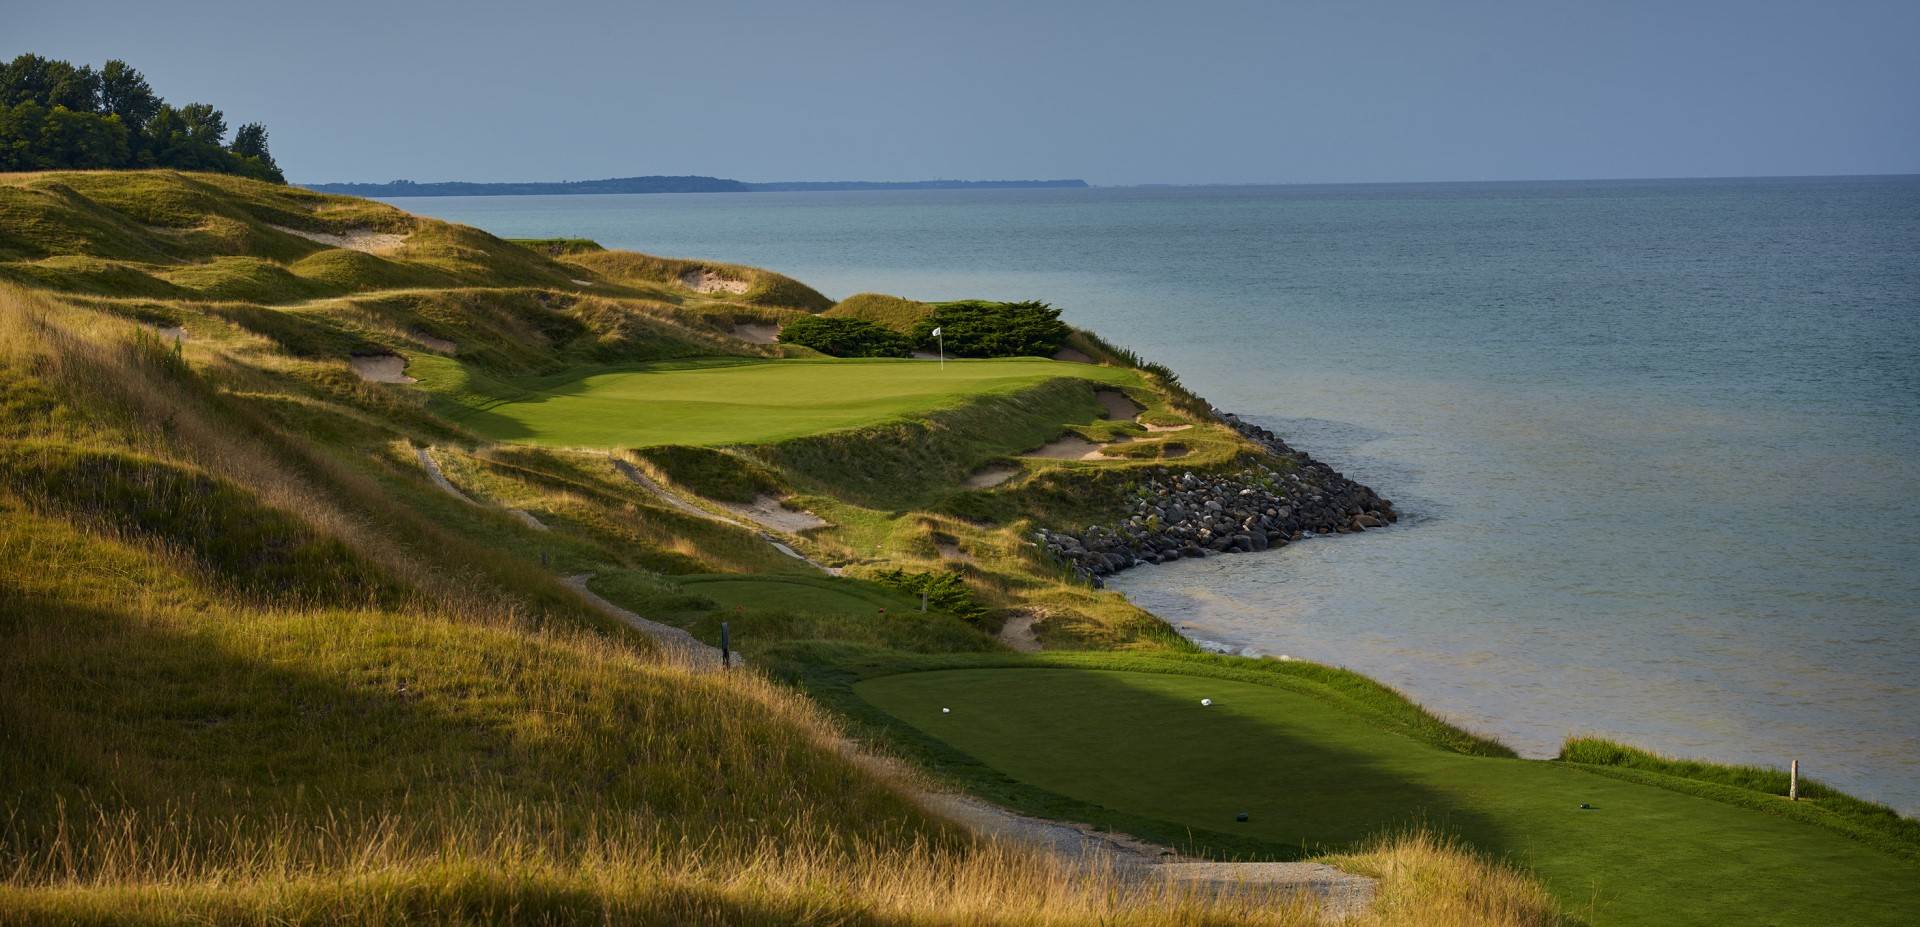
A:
[{"left": 938, "top": 333, "right": 944, "bottom": 369}]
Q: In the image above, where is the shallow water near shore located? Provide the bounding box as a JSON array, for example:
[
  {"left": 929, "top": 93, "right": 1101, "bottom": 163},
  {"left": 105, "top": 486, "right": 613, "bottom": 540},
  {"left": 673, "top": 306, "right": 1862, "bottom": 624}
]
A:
[{"left": 386, "top": 176, "right": 1920, "bottom": 814}]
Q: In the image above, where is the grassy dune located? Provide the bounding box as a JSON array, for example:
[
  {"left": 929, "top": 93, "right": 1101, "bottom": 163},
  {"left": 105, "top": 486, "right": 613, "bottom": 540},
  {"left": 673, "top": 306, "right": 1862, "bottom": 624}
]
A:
[
  {"left": 2, "top": 170, "right": 1910, "bottom": 925},
  {"left": 824, "top": 292, "right": 935, "bottom": 332}
]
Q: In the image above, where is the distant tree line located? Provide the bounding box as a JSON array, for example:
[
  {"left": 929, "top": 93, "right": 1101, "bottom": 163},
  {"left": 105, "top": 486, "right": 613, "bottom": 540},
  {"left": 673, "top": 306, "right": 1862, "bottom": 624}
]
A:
[{"left": 0, "top": 54, "right": 283, "bottom": 182}]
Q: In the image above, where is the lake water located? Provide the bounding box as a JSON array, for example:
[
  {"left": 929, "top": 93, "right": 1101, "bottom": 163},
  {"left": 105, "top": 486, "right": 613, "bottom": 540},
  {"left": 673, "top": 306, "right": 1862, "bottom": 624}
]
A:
[{"left": 383, "top": 177, "right": 1920, "bottom": 814}]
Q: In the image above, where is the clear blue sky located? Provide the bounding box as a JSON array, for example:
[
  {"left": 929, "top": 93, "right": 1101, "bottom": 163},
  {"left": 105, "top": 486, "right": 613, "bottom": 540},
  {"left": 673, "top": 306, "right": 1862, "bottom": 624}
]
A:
[{"left": 9, "top": 0, "right": 1918, "bottom": 185}]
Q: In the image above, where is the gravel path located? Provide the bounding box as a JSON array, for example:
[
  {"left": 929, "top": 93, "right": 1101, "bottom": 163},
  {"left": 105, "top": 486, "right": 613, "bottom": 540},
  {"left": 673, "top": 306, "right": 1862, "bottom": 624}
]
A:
[
  {"left": 562, "top": 574, "right": 729, "bottom": 669},
  {"left": 415, "top": 447, "right": 475, "bottom": 504}
]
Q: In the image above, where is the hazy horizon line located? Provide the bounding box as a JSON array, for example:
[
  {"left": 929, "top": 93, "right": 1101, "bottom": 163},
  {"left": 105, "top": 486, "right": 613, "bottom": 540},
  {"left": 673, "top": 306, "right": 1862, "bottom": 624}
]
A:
[{"left": 314, "top": 169, "right": 1919, "bottom": 196}]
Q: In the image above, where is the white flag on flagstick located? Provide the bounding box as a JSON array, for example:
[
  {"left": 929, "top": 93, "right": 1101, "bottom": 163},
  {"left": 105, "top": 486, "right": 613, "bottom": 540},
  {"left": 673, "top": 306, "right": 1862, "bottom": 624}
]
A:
[{"left": 931, "top": 327, "right": 942, "bottom": 337}]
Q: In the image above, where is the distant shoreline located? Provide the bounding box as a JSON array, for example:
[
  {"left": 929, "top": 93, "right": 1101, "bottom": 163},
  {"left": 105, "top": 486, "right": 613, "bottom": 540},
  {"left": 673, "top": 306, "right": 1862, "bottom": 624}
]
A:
[{"left": 301, "top": 176, "right": 1089, "bottom": 197}]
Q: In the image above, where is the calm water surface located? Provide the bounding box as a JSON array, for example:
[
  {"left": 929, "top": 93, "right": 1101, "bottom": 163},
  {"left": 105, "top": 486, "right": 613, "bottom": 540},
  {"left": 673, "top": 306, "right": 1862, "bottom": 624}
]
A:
[{"left": 385, "top": 178, "right": 1920, "bottom": 813}]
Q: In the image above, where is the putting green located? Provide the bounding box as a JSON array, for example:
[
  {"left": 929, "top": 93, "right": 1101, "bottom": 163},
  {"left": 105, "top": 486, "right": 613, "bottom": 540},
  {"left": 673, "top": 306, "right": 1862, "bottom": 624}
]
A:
[
  {"left": 855, "top": 667, "right": 1920, "bottom": 926},
  {"left": 414, "top": 356, "right": 1136, "bottom": 447}
]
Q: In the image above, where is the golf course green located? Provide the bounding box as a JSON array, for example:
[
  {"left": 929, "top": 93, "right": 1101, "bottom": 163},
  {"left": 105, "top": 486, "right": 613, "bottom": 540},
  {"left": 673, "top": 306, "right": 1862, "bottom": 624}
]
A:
[
  {"left": 414, "top": 355, "right": 1138, "bottom": 447},
  {"left": 854, "top": 666, "right": 1920, "bottom": 926}
]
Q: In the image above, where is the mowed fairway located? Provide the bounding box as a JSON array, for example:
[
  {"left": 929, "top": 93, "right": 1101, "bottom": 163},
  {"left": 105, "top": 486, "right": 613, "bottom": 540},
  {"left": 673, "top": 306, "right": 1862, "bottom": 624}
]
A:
[
  {"left": 681, "top": 574, "right": 924, "bottom": 615},
  {"left": 417, "top": 356, "right": 1137, "bottom": 447},
  {"left": 855, "top": 667, "right": 1920, "bottom": 926}
]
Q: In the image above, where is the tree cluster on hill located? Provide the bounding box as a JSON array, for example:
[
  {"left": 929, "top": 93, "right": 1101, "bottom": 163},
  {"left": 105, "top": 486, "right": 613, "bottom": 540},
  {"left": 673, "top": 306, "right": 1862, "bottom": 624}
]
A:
[
  {"left": 778, "top": 316, "right": 914, "bottom": 358},
  {"left": 0, "top": 54, "right": 283, "bottom": 182},
  {"left": 912, "top": 300, "right": 1070, "bottom": 357}
]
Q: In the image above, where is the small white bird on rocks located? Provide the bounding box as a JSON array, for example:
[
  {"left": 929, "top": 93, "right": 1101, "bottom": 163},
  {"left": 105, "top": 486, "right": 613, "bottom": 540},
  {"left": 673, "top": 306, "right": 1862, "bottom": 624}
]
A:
[{"left": 1200, "top": 698, "right": 1213, "bottom": 707}]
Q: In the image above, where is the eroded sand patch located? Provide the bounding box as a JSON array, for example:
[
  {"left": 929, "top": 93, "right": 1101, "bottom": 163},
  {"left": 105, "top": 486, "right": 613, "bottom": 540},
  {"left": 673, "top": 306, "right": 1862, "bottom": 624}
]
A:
[
  {"left": 1095, "top": 389, "right": 1144, "bottom": 421},
  {"left": 272, "top": 224, "right": 408, "bottom": 253},
  {"left": 679, "top": 268, "right": 751, "bottom": 295},
  {"left": 410, "top": 331, "right": 456, "bottom": 353},
  {"left": 933, "top": 535, "right": 975, "bottom": 562},
  {"left": 998, "top": 612, "right": 1041, "bottom": 652},
  {"left": 351, "top": 354, "right": 415, "bottom": 383},
  {"left": 720, "top": 495, "right": 829, "bottom": 533},
  {"left": 1053, "top": 346, "right": 1094, "bottom": 363},
  {"left": 963, "top": 464, "right": 1020, "bottom": 488},
  {"left": 731, "top": 322, "right": 779, "bottom": 344}
]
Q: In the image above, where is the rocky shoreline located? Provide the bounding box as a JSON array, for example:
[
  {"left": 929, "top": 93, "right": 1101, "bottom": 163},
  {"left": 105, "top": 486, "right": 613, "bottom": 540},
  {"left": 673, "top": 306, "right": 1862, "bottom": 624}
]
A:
[{"left": 1035, "top": 411, "right": 1396, "bottom": 586}]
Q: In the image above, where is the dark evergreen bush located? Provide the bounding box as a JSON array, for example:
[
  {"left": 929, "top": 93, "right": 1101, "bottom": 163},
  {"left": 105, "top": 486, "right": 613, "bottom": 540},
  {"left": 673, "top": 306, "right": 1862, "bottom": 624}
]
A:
[
  {"left": 779, "top": 316, "right": 913, "bottom": 358},
  {"left": 911, "top": 300, "right": 1069, "bottom": 358}
]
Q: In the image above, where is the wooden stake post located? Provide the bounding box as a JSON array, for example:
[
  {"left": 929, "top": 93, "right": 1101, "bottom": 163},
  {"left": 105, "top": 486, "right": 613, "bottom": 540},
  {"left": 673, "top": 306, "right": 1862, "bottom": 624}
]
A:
[{"left": 1790, "top": 759, "right": 1799, "bottom": 801}]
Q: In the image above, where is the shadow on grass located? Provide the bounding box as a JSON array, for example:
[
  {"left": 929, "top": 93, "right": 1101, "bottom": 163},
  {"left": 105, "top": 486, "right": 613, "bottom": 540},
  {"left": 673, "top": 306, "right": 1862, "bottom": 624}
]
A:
[
  {"left": 0, "top": 595, "right": 935, "bottom": 877},
  {"left": 842, "top": 663, "right": 1503, "bottom": 862}
]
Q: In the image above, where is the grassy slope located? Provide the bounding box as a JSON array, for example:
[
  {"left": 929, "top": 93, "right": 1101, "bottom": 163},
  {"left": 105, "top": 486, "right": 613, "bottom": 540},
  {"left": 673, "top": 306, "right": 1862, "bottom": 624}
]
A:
[
  {"left": 824, "top": 292, "right": 935, "bottom": 332},
  {"left": 2, "top": 170, "right": 1907, "bottom": 925},
  {"left": 843, "top": 660, "right": 1920, "bottom": 927}
]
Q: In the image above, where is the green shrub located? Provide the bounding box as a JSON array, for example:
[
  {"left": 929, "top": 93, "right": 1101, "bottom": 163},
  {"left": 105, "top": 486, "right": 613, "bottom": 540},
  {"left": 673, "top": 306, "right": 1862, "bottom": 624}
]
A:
[
  {"left": 911, "top": 300, "right": 1068, "bottom": 358},
  {"left": 778, "top": 316, "right": 913, "bottom": 358},
  {"left": 871, "top": 568, "right": 988, "bottom": 624}
]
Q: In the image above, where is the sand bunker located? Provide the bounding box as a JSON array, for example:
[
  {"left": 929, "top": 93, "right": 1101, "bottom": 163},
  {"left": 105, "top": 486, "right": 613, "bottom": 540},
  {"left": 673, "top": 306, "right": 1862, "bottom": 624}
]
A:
[
  {"left": 721, "top": 495, "right": 829, "bottom": 533},
  {"left": 1142, "top": 421, "right": 1192, "bottom": 432},
  {"left": 1053, "top": 347, "right": 1094, "bottom": 364},
  {"left": 351, "top": 354, "right": 415, "bottom": 383},
  {"left": 731, "top": 322, "right": 779, "bottom": 344},
  {"left": 272, "top": 224, "right": 408, "bottom": 253},
  {"left": 1023, "top": 434, "right": 1107, "bottom": 460},
  {"left": 963, "top": 464, "right": 1020, "bottom": 488},
  {"left": 1095, "top": 390, "right": 1144, "bottom": 421},
  {"left": 571, "top": 278, "right": 596, "bottom": 287},
  {"left": 679, "top": 268, "right": 751, "bottom": 295},
  {"left": 409, "top": 331, "right": 456, "bottom": 353}
]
